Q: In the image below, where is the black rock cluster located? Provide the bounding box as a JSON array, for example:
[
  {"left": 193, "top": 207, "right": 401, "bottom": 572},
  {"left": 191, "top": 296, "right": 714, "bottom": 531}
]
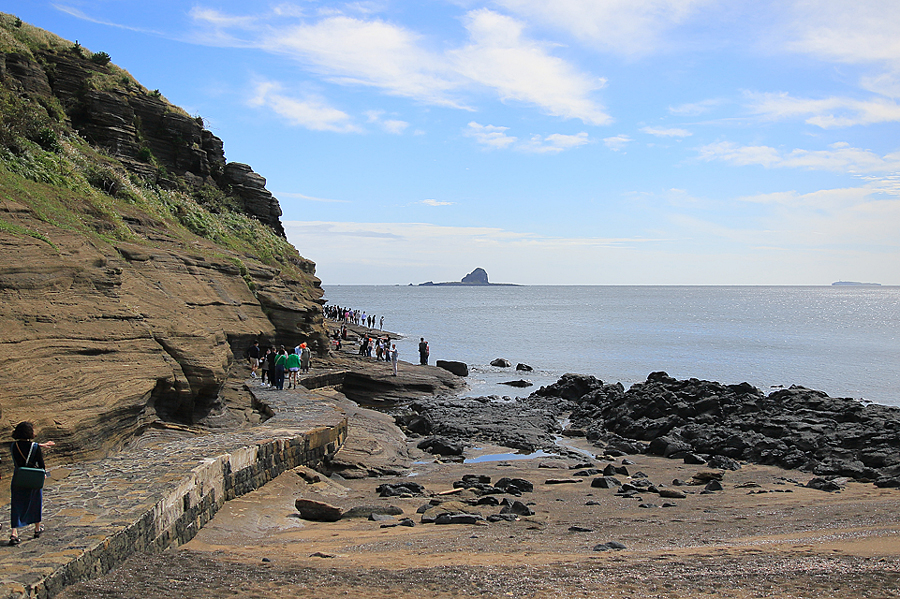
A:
[{"left": 533, "top": 372, "right": 900, "bottom": 487}]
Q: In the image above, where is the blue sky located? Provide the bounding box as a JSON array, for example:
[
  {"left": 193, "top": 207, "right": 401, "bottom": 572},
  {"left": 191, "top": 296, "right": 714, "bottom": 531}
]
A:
[{"left": 9, "top": 1, "right": 900, "bottom": 284}]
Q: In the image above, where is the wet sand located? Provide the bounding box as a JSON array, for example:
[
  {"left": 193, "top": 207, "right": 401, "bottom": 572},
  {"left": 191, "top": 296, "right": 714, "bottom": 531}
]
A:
[{"left": 58, "top": 434, "right": 900, "bottom": 599}]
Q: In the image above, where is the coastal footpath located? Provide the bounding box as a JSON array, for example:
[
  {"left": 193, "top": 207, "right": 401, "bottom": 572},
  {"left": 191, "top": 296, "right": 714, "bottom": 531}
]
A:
[{"left": 0, "top": 379, "right": 348, "bottom": 599}]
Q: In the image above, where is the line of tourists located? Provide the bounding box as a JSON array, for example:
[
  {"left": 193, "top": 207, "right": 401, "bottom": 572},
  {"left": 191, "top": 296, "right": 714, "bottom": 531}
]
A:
[
  {"left": 247, "top": 341, "right": 311, "bottom": 390},
  {"left": 324, "top": 304, "right": 384, "bottom": 330}
]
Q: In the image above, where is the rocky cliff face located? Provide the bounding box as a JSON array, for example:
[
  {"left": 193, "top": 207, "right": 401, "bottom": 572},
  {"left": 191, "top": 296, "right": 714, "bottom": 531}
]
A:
[
  {"left": 0, "top": 16, "right": 326, "bottom": 463},
  {"left": 0, "top": 40, "right": 283, "bottom": 234}
]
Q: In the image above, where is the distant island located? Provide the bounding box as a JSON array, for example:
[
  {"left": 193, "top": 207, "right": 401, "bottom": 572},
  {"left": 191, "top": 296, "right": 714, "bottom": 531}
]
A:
[
  {"left": 416, "top": 268, "right": 518, "bottom": 286},
  {"left": 832, "top": 281, "right": 882, "bottom": 287}
]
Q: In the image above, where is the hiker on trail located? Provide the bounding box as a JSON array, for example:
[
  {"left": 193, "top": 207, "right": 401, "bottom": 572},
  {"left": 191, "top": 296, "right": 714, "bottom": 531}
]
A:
[
  {"left": 285, "top": 348, "right": 301, "bottom": 389},
  {"left": 9, "top": 422, "right": 54, "bottom": 546},
  {"left": 260, "top": 347, "right": 272, "bottom": 387},
  {"left": 390, "top": 344, "right": 399, "bottom": 376},
  {"left": 247, "top": 340, "right": 261, "bottom": 378},
  {"left": 273, "top": 347, "right": 287, "bottom": 390},
  {"left": 300, "top": 343, "right": 311, "bottom": 374},
  {"left": 419, "top": 338, "right": 429, "bottom": 365}
]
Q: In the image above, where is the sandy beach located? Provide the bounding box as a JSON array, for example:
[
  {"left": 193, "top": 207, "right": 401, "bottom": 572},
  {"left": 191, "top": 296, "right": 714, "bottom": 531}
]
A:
[{"left": 58, "top": 399, "right": 900, "bottom": 599}]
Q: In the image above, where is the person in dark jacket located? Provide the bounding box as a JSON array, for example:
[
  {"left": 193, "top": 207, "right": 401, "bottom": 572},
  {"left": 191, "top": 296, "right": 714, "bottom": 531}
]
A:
[{"left": 9, "top": 422, "right": 54, "bottom": 545}]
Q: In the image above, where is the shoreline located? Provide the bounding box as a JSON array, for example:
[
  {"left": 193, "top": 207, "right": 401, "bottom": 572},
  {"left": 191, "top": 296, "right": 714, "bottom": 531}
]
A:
[{"left": 56, "top": 322, "right": 900, "bottom": 598}]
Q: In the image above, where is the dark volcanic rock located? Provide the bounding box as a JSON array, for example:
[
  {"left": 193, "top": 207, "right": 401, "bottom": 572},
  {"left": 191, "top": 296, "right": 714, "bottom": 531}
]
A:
[
  {"left": 500, "top": 379, "right": 533, "bottom": 388},
  {"left": 435, "top": 513, "right": 484, "bottom": 525},
  {"left": 436, "top": 360, "right": 469, "bottom": 377},
  {"left": 341, "top": 505, "right": 404, "bottom": 519},
  {"left": 376, "top": 482, "right": 425, "bottom": 497},
  {"left": 516, "top": 363, "right": 534, "bottom": 372},
  {"left": 550, "top": 372, "right": 900, "bottom": 484},
  {"left": 491, "top": 358, "right": 512, "bottom": 367},
  {"left": 494, "top": 477, "right": 534, "bottom": 495},
  {"left": 417, "top": 436, "right": 464, "bottom": 456}
]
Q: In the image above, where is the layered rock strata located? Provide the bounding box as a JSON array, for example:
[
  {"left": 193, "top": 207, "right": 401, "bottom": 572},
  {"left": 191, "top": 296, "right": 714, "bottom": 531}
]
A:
[
  {"left": 0, "top": 197, "right": 327, "bottom": 463},
  {"left": 0, "top": 43, "right": 282, "bottom": 233}
]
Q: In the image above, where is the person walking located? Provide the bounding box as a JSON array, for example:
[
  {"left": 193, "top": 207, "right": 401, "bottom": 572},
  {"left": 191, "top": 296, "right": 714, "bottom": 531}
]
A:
[
  {"left": 285, "top": 348, "right": 301, "bottom": 389},
  {"left": 418, "top": 338, "right": 429, "bottom": 365},
  {"left": 390, "top": 344, "right": 399, "bottom": 376},
  {"left": 273, "top": 347, "right": 287, "bottom": 390},
  {"left": 300, "top": 343, "right": 311, "bottom": 374},
  {"left": 9, "top": 422, "right": 54, "bottom": 546},
  {"left": 247, "top": 340, "right": 260, "bottom": 378},
  {"left": 260, "top": 347, "right": 272, "bottom": 386}
]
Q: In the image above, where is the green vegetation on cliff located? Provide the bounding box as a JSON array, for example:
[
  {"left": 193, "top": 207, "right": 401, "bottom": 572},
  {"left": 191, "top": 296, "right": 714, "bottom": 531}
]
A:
[{"left": 0, "top": 11, "right": 311, "bottom": 285}]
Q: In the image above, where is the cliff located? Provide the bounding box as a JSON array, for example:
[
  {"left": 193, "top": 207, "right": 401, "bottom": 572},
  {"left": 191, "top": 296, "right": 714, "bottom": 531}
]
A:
[{"left": 0, "top": 14, "right": 328, "bottom": 463}]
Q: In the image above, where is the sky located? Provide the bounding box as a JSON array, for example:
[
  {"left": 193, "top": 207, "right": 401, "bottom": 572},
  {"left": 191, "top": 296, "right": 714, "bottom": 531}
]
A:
[{"left": 8, "top": 1, "right": 900, "bottom": 285}]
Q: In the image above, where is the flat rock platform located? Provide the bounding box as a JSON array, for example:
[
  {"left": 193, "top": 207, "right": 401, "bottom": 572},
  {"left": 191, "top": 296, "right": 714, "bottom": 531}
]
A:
[{"left": 0, "top": 381, "right": 349, "bottom": 599}]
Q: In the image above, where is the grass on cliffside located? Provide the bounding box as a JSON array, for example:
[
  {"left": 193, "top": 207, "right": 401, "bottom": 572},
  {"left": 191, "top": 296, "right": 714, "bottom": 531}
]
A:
[
  {"left": 0, "top": 11, "right": 311, "bottom": 283},
  {"left": 0, "top": 100, "right": 306, "bottom": 281}
]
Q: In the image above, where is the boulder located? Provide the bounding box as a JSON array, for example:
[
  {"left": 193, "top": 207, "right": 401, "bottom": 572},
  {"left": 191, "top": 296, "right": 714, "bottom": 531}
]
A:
[
  {"left": 806, "top": 477, "right": 845, "bottom": 492},
  {"left": 436, "top": 360, "right": 469, "bottom": 377},
  {"left": 341, "top": 505, "right": 404, "bottom": 519},
  {"left": 499, "top": 379, "right": 533, "bottom": 388},
  {"left": 590, "top": 477, "right": 621, "bottom": 489},
  {"left": 376, "top": 482, "right": 426, "bottom": 497},
  {"left": 295, "top": 499, "right": 343, "bottom": 522},
  {"left": 516, "top": 363, "right": 534, "bottom": 372},
  {"left": 494, "top": 477, "right": 534, "bottom": 495},
  {"left": 491, "top": 358, "right": 512, "bottom": 367},
  {"left": 658, "top": 488, "right": 687, "bottom": 499},
  {"left": 417, "top": 436, "right": 464, "bottom": 456},
  {"left": 434, "top": 513, "right": 484, "bottom": 525},
  {"left": 500, "top": 500, "right": 534, "bottom": 516}
]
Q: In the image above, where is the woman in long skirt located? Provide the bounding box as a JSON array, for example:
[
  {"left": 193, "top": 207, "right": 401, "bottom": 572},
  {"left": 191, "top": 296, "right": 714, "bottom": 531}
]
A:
[{"left": 9, "top": 421, "right": 53, "bottom": 545}]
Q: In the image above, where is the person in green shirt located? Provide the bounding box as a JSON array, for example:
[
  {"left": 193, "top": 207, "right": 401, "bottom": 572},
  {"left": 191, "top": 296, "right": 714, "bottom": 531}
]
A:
[
  {"left": 285, "top": 348, "right": 301, "bottom": 389},
  {"left": 273, "top": 348, "right": 287, "bottom": 390}
]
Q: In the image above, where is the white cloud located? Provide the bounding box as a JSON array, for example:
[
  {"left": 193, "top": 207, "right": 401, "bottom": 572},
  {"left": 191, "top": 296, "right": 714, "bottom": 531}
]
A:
[
  {"left": 382, "top": 119, "right": 410, "bottom": 134},
  {"left": 249, "top": 80, "right": 360, "bottom": 132},
  {"left": 365, "top": 110, "right": 410, "bottom": 134},
  {"left": 521, "top": 132, "right": 591, "bottom": 153},
  {"left": 668, "top": 99, "right": 722, "bottom": 116},
  {"left": 190, "top": 7, "right": 609, "bottom": 124},
  {"left": 641, "top": 126, "right": 692, "bottom": 137},
  {"left": 698, "top": 141, "right": 900, "bottom": 173},
  {"left": 261, "top": 15, "right": 463, "bottom": 107},
  {"left": 746, "top": 92, "right": 900, "bottom": 128},
  {"left": 464, "top": 121, "right": 518, "bottom": 149},
  {"left": 465, "top": 122, "right": 590, "bottom": 153},
  {"left": 604, "top": 134, "right": 632, "bottom": 151},
  {"left": 783, "top": 0, "right": 900, "bottom": 68},
  {"left": 420, "top": 199, "right": 454, "bottom": 206},
  {"left": 449, "top": 9, "right": 611, "bottom": 125},
  {"left": 493, "top": 0, "right": 713, "bottom": 56}
]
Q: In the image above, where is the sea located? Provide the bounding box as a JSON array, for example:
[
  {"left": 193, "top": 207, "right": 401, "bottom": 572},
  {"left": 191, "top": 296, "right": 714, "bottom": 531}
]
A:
[{"left": 322, "top": 285, "right": 900, "bottom": 408}]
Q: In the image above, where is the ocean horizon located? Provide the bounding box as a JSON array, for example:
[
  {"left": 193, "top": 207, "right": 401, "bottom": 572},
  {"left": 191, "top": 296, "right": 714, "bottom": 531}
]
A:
[{"left": 322, "top": 285, "right": 900, "bottom": 408}]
